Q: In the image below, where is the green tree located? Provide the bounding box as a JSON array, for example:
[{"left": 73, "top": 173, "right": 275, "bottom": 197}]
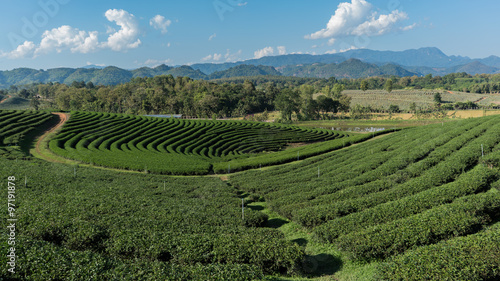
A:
[
  {"left": 337, "top": 94, "right": 351, "bottom": 113},
  {"left": 409, "top": 102, "right": 417, "bottom": 113},
  {"left": 30, "top": 97, "right": 40, "bottom": 110},
  {"left": 388, "top": 104, "right": 400, "bottom": 113},
  {"left": 434, "top": 92, "right": 442, "bottom": 103},
  {"left": 317, "top": 95, "right": 338, "bottom": 114},
  {"left": 360, "top": 80, "right": 369, "bottom": 91},
  {"left": 275, "top": 89, "right": 300, "bottom": 121},
  {"left": 332, "top": 84, "right": 344, "bottom": 99},
  {"left": 385, "top": 80, "right": 393, "bottom": 93}
]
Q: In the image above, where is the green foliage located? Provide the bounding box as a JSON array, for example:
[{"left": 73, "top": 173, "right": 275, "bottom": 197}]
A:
[
  {"left": 49, "top": 111, "right": 343, "bottom": 174},
  {"left": 0, "top": 158, "right": 304, "bottom": 279},
  {"left": 377, "top": 223, "right": 500, "bottom": 281},
  {"left": 336, "top": 192, "right": 500, "bottom": 260},
  {"left": 231, "top": 115, "right": 500, "bottom": 279}
]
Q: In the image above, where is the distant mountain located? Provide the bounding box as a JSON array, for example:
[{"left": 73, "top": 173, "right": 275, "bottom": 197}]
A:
[
  {"left": 0, "top": 65, "right": 205, "bottom": 88},
  {"left": 279, "top": 59, "right": 417, "bottom": 79},
  {"left": 208, "top": 65, "right": 282, "bottom": 79},
  {"left": 2, "top": 47, "right": 500, "bottom": 88},
  {"left": 82, "top": 64, "right": 107, "bottom": 69},
  {"left": 446, "top": 61, "right": 499, "bottom": 75}
]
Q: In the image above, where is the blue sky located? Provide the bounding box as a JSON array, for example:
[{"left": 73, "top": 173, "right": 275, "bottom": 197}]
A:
[{"left": 0, "top": 0, "right": 498, "bottom": 70}]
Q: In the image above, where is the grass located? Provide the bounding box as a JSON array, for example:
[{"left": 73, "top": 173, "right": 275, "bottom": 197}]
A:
[
  {"left": 0, "top": 96, "right": 30, "bottom": 110},
  {"left": 342, "top": 89, "right": 500, "bottom": 111},
  {"left": 246, "top": 201, "right": 379, "bottom": 281}
]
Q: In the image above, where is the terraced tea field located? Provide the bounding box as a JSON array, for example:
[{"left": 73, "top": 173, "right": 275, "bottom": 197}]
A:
[
  {"left": 2, "top": 109, "right": 500, "bottom": 280},
  {"left": 47, "top": 111, "right": 351, "bottom": 174},
  {"left": 232, "top": 114, "right": 500, "bottom": 280}
]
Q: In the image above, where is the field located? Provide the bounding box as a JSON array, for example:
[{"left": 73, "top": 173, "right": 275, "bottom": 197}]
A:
[
  {"left": 47, "top": 111, "right": 359, "bottom": 175},
  {"left": 1, "top": 109, "right": 500, "bottom": 280},
  {"left": 232, "top": 115, "right": 500, "bottom": 280},
  {"left": 342, "top": 89, "right": 500, "bottom": 110}
]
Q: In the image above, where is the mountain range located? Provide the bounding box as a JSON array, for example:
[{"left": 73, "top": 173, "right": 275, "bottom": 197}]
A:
[{"left": 1, "top": 47, "right": 499, "bottom": 88}]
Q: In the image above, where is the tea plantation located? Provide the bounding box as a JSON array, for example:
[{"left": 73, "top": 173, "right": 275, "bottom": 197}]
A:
[
  {"left": 48, "top": 111, "right": 352, "bottom": 175},
  {"left": 1, "top": 109, "right": 500, "bottom": 280},
  {"left": 232, "top": 115, "right": 500, "bottom": 280}
]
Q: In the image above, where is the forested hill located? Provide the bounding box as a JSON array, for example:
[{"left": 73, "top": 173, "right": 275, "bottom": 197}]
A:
[
  {"left": 2, "top": 46, "right": 500, "bottom": 88},
  {"left": 0, "top": 60, "right": 422, "bottom": 88}
]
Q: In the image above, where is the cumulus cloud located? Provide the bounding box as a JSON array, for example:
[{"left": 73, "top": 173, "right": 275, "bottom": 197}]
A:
[
  {"left": 143, "top": 58, "right": 172, "bottom": 66},
  {"left": 201, "top": 53, "right": 223, "bottom": 62},
  {"left": 2, "top": 41, "right": 36, "bottom": 59},
  {"left": 306, "top": 0, "right": 372, "bottom": 39},
  {"left": 35, "top": 25, "right": 99, "bottom": 55},
  {"left": 103, "top": 9, "right": 141, "bottom": 51},
  {"left": 254, "top": 46, "right": 274, "bottom": 59},
  {"left": 209, "top": 33, "right": 217, "bottom": 41},
  {"left": 277, "top": 46, "right": 287, "bottom": 55},
  {"left": 225, "top": 49, "right": 242, "bottom": 62},
  {"left": 352, "top": 10, "right": 408, "bottom": 36},
  {"left": 150, "top": 15, "right": 172, "bottom": 34},
  {"left": 306, "top": 0, "right": 413, "bottom": 43}
]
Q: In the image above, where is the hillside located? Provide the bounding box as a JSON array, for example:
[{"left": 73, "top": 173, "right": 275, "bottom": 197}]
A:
[
  {"left": 279, "top": 59, "right": 417, "bottom": 79},
  {"left": 2, "top": 47, "right": 500, "bottom": 88}
]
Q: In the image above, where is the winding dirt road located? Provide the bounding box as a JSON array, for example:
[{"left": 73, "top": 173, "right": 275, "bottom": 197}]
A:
[
  {"left": 34, "top": 112, "right": 69, "bottom": 162},
  {"left": 0, "top": 95, "right": 12, "bottom": 104}
]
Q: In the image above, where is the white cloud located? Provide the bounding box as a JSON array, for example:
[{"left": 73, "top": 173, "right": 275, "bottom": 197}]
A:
[
  {"left": 238, "top": 2, "right": 248, "bottom": 6},
  {"left": 306, "top": 0, "right": 413, "bottom": 43},
  {"left": 86, "top": 61, "right": 106, "bottom": 67},
  {"left": 150, "top": 15, "right": 172, "bottom": 34},
  {"left": 401, "top": 23, "right": 417, "bottom": 31},
  {"left": 35, "top": 25, "right": 99, "bottom": 55},
  {"left": 325, "top": 49, "right": 337, "bottom": 54},
  {"left": 103, "top": 9, "right": 141, "bottom": 51},
  {"left": 209, "top": 33, "right": 217, "bottom": 41},
  {"left": 306, "top": 0, "right": 372, "bottom": 39},
  {"left": 277, "top": 46, "right": 287, "bottom": 55},
  {"left": 201, "top": 53, "right": 223, "bottom": 62},
  {"left": 2, "top": 41, "right": 36, "bottom": 59},
  {"left": 340, "top": 46, "right": 358, "bottom": 52},
  {"left": 254, "top": 46, "right": 274, "bottom": 59},
  {"left": 352, "top": 10, "right": 408, "bottom": 36},
  {"left": 225, "top": 49, "right": 242, "bottom": 62},
  {"left": 167, "top": 42, "right": 171, "bottom": 47},
  {"left": 143, "top": 58, "right": 172, "bottom": 66}
]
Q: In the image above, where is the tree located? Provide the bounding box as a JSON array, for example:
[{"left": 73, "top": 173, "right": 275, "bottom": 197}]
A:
[
  {"left": 409, "top": 102, "right": 417, "bottom": 113},
  {"left": 384, "top": 80, "right": 393, "bottom": 93},
  {"left": 360, "top": 80, "right": 369, "bottom": 91},
  {"left": 337, "top": 94, "right": 351, "bottom": 113},
  {"left": 332, "top": 84, "right": 344, "bottom": 99},
  {"left": 317, "top": 95, "right": 338, "bottom": 114},
  {"left": 275, "top": 89, "right": 300, "bottom": 121},
  {"left": 30, "top": 97, "right": 40, "bottom": 110},
  {"left": 388, "top": 104, "right": 400, "bottom": 113},
  {"left": 433, "top": 92, "right": 442, "bottom": 104}
]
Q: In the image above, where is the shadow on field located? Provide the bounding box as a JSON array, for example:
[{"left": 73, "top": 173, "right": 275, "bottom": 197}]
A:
[
  {"left": 266, "top": 218, "right": 289, "bottom": 228},
  {"left": 248, "top": 205, "right": 264, "bottom": 211},
  {"left": 301, "top": 253, "right": 342, "bottom": 277}
]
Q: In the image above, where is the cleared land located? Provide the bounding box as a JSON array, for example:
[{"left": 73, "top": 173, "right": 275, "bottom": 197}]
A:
[{"left": 342, "top": 89, "right": 500, "bottom": 110}]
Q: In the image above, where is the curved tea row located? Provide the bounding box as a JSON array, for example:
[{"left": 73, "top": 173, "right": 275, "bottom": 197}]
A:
[{"left": 49, "top": 111, "right": 347, "bottom": 174}]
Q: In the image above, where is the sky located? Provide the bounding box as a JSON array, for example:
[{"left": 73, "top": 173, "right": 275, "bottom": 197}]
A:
[{"left": 0, "top": 0, "right": 498, "bottom": 70}]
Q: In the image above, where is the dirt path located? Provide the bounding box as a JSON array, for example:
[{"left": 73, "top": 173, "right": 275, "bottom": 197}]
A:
[
  {"left": 0, "top": 95, "right": 12, "bottom": 104},
  {"left": 474, "top": 97, "right": 488, "bottom": 103},
  {"left": 34, "top": 112, "right": 69, "bottom": 163}
]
